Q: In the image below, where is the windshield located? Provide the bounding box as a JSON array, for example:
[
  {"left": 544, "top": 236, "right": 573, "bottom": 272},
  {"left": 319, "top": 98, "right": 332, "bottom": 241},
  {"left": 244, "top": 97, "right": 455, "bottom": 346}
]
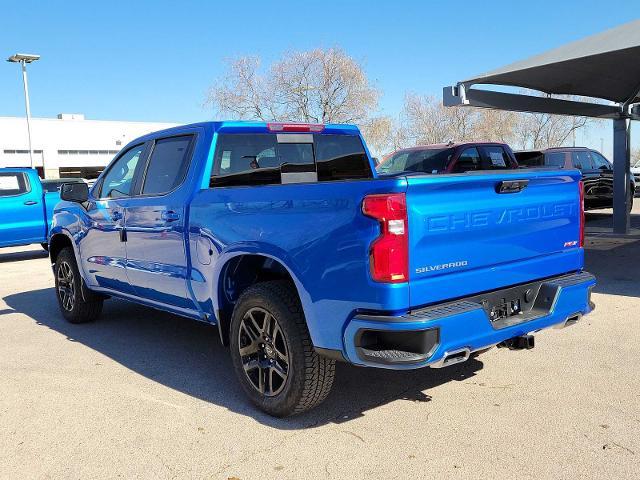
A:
[{"left": 377, "top": 148, "right": 454, "bottom": 175}]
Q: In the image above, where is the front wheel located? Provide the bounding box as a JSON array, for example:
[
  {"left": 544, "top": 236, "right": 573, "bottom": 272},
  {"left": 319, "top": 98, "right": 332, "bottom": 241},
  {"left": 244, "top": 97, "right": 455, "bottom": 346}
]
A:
[
  {"left": 229, "top": 280, "right": 335, "bottom": 417},
  {"left": 54, "top": 247, "right": 103, "bottom": 323}
]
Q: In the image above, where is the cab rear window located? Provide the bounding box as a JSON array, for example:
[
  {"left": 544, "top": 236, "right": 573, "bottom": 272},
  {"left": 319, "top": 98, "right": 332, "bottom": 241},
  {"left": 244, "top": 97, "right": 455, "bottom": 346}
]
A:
[{"left": 210, "top": 133, "right": 372, "bottom": 187}]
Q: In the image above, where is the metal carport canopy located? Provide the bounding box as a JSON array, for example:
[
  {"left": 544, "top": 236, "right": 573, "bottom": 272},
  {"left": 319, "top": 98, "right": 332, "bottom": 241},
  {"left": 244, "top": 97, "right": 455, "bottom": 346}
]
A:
[{"left": 443, "top": 19, "right": 640, "bottom": 234}]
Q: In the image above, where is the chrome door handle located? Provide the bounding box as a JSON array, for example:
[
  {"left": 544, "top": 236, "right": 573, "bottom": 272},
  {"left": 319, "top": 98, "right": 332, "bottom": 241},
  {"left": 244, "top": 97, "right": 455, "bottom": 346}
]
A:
[
  {"left": 24, "top": 200, "right": 38, "bottom": 205},
  {"left": 161, "top": 211, "right": 180, "bottom": 222}
]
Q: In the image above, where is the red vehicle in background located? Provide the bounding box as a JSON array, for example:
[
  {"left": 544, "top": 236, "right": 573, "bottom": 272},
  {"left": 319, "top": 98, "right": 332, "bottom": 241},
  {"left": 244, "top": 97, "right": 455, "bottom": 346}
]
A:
[{"left": 376, "top": 142, "right": 519, "bottom": 175}]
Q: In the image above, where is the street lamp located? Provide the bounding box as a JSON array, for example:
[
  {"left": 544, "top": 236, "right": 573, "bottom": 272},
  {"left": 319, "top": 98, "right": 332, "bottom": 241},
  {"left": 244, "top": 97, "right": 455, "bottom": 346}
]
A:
[{"left": 7, "top": 53, "right": 40, "bottom": 170}]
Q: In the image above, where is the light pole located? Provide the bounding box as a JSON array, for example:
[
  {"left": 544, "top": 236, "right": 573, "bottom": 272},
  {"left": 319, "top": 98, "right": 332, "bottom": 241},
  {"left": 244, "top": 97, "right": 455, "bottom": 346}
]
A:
[{"left": 7, "top": 53, "right": 40, "bottom": 170}]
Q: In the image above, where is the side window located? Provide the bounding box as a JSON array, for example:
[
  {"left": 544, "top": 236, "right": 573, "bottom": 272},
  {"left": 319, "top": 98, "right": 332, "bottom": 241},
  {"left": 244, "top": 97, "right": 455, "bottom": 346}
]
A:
[
  {"left": 378, "top": 152, "right": 409, "bottom": 174},
  {"left": 315, "top": 134, "right": 371, "bottom": 181},
  {"left": 481, "top": 146, "right": 511, "bottom": 170},
  {"left": 41, "top": 182, "right": 61, "bottom": 193},
  {"left": 99, "top": 144, "right": 146, "bottom": 198},
  {"left": 452, "top": 147, "right": 481, "bottom": 173},
  {"left": 0, "top": 173, "right": 30, "bottom": 197},
  {"left": 141, "top": 136, "right": 194, "bottom": 195},
  {"left": 591, "top": 151, "right": 612, "bottom": 170},
  {"left": 571, "top": 151, "right": 595, "bottom": 170},
  {"left": 514, "top": 152, "right": 544, "bottom": 167},
  {"left": 546, "top": 152, "right": 566, "bottom": 168}
]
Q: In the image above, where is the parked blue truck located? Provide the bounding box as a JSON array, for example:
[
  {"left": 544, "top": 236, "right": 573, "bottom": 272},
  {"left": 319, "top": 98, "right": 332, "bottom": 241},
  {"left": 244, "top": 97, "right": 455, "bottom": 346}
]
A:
[
  {"left": 48, "top": 121, "right": 596, "bottom": 416},
  {"left": 0, "top": 168, "right": 64, "bottom": 250}
]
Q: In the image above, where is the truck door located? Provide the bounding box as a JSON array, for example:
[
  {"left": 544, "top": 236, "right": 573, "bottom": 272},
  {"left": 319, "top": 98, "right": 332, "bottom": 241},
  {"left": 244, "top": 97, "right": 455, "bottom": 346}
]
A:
[
  {"left": 590, "top": 151, "right": 615, "bottom": 207},
  {"left": 80, "top": 144, "right": 148, "bottom": 293},
  {"left": 0, "top": 171, "right": 46, "bottom": 247},
  {"left": 123, "top": 134, "right": 195, "bottom": 309}
]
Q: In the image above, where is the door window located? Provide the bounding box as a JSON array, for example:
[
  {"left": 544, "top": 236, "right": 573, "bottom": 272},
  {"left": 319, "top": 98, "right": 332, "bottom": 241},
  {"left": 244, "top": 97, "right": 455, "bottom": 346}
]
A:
[
  {"left": 141, "top": 136, "right": 194, "bottom": 195},
  {"left": 0, "top": 173, "right": 29, "bottom": 197},
  {"left": 571, "top": 151, "right": 595, "bottom": 170},
  {"left": 452, "top": 147, "right": 481, "bottom": 172},
  {"left": 99, "top": 145, "right": 146, "bottom": 198},
  {"left": 481, "top": 146, "right": 511, "bottom": 169},
  {"left": 591, "top": 151, "right": 612, "bottom": 170}
]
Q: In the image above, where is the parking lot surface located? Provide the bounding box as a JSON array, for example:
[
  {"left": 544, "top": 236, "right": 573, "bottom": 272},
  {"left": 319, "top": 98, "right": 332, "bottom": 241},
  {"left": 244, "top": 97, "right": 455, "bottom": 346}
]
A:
[{"left": 1, "top": 208, "right": 639, "bottom": 479}]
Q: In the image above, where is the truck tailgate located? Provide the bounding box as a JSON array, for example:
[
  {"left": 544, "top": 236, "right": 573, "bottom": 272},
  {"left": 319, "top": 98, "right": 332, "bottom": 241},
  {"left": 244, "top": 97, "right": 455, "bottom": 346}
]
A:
[{"left": 406, "top": 169, "right": 583, "bottom": 307}]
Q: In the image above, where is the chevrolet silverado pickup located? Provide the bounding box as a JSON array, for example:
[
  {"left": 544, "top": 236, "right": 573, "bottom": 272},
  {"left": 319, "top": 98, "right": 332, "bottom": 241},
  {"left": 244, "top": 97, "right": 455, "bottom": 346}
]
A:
[
  {"left": 48, "top": 121, "right": 596, "bottom": 416},
  {"left": 0, "top": 168, "right": 76, "bottom": 250}
]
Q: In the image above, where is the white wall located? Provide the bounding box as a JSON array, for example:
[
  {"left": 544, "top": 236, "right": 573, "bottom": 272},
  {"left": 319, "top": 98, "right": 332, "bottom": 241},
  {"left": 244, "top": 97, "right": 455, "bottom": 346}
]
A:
[{"left": 0, "top": 115, "right": 178, "bottom": 178}]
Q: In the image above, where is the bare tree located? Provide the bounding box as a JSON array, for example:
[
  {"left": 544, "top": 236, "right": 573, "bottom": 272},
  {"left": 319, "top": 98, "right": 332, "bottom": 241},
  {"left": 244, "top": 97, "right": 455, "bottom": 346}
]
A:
[
  {"left": 473, "top": 109, "right": 518, "bottom": 143},
  {"left": 207, "top": 56, "right": 270, "bottom": 120},
  {"left": 394, "top": 94, "right": 517, "bottom": 149},
  {"left": 359, "top": 116, "right": 395, "bottom": 157},
  {"left": 512, "top": 112, "right": 590, "bottom": 150},
  {"left": 206, "top": 48, "right": 379, "bottom": 124}
]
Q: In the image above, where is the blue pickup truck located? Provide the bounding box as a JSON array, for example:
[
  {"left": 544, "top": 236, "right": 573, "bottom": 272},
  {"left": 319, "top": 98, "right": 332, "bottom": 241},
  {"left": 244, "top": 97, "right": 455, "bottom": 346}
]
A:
[
  {"left": 0, "top": 168, "right": 68, "bottom": 251},
  {"left": 48, "top": 121, "right": 596, "bottom": 416}
]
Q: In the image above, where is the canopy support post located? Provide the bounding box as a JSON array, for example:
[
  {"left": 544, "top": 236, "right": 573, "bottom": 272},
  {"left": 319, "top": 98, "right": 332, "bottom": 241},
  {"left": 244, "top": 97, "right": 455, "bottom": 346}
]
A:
[{"left": 613, "top": 117, "right": 631, "bottom": 234}]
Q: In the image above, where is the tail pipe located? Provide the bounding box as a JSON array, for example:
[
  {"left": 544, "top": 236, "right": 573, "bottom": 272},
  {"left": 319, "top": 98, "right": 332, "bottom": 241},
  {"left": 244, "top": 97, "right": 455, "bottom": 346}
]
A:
[{"left": 431, "top": 347, "right": 471, "bottom": 368}]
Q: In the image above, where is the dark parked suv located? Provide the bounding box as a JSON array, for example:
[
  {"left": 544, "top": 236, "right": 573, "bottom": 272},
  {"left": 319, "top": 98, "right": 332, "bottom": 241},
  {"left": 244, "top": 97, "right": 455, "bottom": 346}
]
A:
[{"left": 515, "top": 147, "right": 635, "bottom": 211}]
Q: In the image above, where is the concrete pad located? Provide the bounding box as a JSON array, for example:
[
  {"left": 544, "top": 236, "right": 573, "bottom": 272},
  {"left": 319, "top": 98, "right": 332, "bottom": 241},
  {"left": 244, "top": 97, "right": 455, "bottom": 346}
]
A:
[{"left": 0, "top": 207, "right": 638, "bottom": 479}]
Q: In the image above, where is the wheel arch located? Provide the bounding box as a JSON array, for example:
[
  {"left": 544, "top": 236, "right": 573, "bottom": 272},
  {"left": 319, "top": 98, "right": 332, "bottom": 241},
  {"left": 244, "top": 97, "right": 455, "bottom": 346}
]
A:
[
  {"left": 49, "top": 232, "right": 75, "bottom": 265},
  {"left": 215, "top": 252, "right": 310, "bottom": 347}
]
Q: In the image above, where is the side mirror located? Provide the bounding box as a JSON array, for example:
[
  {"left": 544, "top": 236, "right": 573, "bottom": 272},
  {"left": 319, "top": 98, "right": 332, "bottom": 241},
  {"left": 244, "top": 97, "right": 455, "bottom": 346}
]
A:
[
  {"left": 60, "top": 182, "right": 89, "bottom": 203},
  {"left": 372, "top": 157, "right": 380, "bottom": 167}
]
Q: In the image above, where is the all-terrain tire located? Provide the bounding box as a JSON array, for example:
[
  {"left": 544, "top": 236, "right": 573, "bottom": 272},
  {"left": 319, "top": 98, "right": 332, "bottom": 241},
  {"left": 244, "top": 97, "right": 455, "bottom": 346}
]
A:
[
  {"left": 54, "top": 247, "right": 103, "bottom": 324},
  {"left": 229, "top": 280, "right": 335, "bottom": 417}
]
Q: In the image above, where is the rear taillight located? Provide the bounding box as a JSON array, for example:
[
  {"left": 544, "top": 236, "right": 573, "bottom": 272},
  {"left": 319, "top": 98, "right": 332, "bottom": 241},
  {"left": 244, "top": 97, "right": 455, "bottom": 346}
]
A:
[
  {"left": 267, "top": 123, "right": 324, "bottom": 133},
  {"left": 362, "top": 193, "right": 408, "bottom": 283},
  {"left": 579, "top": 180, "right": 585, "bottom": 247}
]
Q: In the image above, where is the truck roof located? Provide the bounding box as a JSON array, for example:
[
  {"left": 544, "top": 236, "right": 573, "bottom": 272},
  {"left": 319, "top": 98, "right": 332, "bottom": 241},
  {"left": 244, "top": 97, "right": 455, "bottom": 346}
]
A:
[
  {"left": 392, "top": 141, "right": 509, "bottom": 153},
  {"left": 516, "top": 147, "right": 593, "bottom": 153},
  {"left": 0, "top": 167, "right": 37, "bottom": 173},
  {"left": 132, "top": 121, "right": 361, "bottom": 144}
]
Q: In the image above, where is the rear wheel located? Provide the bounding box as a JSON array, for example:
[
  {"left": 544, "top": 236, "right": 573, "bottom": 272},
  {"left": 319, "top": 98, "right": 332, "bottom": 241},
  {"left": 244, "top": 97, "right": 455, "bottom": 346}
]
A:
[
  {"left": 54, "top": 247, "right": 103, "bottom": 323},
  {"left": 229, "top": 280, "right": 335, "bottom": 417}
]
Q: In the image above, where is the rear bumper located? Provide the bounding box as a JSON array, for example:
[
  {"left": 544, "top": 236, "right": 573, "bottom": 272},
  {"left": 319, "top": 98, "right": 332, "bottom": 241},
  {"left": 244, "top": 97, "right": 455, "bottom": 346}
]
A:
[{"left": 341, "top": 271, "right": 596, "bottom": 369}]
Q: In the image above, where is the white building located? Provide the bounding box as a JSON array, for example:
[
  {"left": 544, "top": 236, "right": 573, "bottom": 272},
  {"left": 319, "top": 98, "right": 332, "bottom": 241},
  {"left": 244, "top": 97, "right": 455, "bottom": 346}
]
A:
[{"left": 0, "top": 114, "right": 179, "bottom": 179}]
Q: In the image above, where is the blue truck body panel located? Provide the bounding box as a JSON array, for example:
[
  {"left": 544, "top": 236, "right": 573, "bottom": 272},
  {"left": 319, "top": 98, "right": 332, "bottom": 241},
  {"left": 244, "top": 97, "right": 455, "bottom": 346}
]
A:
[
  {"left": 0, "top": 168, "right": 59, "bottom": 248},
  {"left": 49, "top": 121, "right": 595, "bottom": 370}
]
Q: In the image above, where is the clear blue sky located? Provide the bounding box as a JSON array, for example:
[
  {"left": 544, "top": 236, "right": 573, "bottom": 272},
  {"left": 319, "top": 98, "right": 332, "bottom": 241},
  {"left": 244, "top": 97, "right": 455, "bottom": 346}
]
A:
[{"left": 1, "top": 1, "right": 638, "bottom": 156}]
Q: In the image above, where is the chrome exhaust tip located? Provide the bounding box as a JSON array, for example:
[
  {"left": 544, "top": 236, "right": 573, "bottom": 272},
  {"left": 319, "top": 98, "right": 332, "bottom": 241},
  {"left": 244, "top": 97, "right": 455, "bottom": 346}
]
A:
[{"left": 431, "top": 347, "right": 471, "bottom": 368}]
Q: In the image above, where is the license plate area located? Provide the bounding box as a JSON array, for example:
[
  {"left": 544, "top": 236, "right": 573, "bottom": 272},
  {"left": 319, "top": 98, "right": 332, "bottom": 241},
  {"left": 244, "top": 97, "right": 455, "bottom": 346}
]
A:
[{"left": 469, "top": 280, "right": 561, "bottom": 329}]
